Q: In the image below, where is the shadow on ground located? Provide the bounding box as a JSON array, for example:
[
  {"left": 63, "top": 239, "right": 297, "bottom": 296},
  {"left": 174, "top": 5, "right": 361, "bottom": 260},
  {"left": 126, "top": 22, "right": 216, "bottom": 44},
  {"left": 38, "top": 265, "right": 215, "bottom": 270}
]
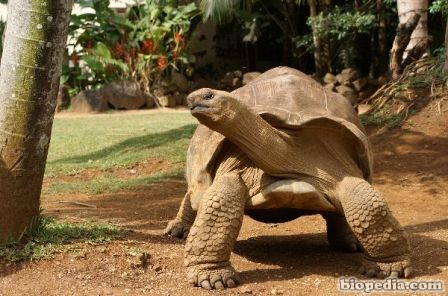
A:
[
  {"left": 48, "top": 124, "right": 196, "bottom": 164},
  {"left": 234, "top": 218, "right": 448, "bottom": 283}
]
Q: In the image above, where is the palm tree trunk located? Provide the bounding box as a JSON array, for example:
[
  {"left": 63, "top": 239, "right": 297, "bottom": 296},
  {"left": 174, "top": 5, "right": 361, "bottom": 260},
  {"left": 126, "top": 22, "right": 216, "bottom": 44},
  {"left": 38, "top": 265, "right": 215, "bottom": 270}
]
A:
[
  {"left": 397, "top": 0, "right": 429, "bottom": 59},
  {"left": 0, "top": 0, "right": 73, "bottom": 241}
]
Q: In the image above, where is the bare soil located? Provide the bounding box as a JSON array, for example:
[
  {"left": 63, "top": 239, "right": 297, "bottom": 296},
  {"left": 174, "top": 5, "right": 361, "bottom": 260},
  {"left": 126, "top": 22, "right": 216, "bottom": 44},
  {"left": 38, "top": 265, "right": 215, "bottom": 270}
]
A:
[{"left": 1, "top": 101, "right": 447, "bottom": 296}]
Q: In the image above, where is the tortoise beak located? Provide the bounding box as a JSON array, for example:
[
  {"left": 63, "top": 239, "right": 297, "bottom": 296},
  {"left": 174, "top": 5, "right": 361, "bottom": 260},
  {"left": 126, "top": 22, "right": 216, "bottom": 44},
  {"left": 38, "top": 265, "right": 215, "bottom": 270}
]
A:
[{"left": 187, "top": 88, "right": 213, "bottom": 113}]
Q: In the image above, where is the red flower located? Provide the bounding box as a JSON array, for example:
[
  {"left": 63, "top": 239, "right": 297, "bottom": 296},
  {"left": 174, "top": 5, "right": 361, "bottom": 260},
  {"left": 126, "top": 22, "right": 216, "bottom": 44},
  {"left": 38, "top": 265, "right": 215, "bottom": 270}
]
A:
[
  {"left": 142, "top": 39, "right": 154, "bottom": 54},
  {"left": 174, "top": 31, "right": 185, "bottom": 49},
  {"left": 157, "top": 55, "right": 167, "bottom": 70},
  {"left": 174, "top": 31, "right": 183, "bottom": 43},
  {"left": 114, "top": 42, "right": 124, "bottom": 56},
  {"left": 114, "top": 42, "right": 123, "bottom": 56},
  {"left": 123, "top": 52, "right": 130, "bottom": 63}
]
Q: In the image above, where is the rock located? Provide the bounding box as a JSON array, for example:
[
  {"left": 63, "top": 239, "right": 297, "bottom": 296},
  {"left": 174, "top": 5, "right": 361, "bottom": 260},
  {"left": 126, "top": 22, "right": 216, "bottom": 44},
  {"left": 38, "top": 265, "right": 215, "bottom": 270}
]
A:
[
  {"left": 102, "top": 80, "right": 146, "bottom": 110},
  {"left": 357, "top": 103, "right": 372, "bottom": 115},
  {"left": 323, "top": 73, "right": 336, "bottom": 84},
  {"left": 171, "top": 71, "right": 189, "bottom": 92},
  {"left": 71, "top": 89, "right": 108, "bottom": 113},
  {"left": 153, "top": 81, "right": 178, "bottom": 96},
  {"left": 145, "top": 95, "right": 155, "bottom": 108},
  {"left": 341, "top": 68, "right": 361, "bottom": 82},
  {"left": 56, "top": 85, "right": 70, "bottom": 112},
  {"left": 324, "top": 83, "right": 335, "bottom": 92},
  {"left": 352, "top": 77, "right": 367, "bottom": 92},
  {"left": 377, "top": 75, "right": 389, "bottom": 85},
  {"left": 336, "top": 85, "right": 358, "bottom": 105},
  {"left": 173, "top": 92, "right": 187, "bottom": 106},
  {"left": 158, "top": 95, "right": 176, "bottom": 107},
  {"left": 242, "top": 72, "right": 261, "bottom": 85},
  {"left": 220, "top": 70, "right": 243, "bottom": 90}
]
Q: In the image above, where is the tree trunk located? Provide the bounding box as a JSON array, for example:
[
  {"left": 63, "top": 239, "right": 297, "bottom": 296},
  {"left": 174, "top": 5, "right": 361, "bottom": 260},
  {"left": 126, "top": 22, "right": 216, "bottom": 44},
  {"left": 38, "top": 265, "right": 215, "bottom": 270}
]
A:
[
  {"left": 389, "top": 13, "right": 421, "bottom": 79},
  {"left": 308, "top": 0, "right": 328, "bottom": 78},
  {"left": 397, "top": 0, "right": 429, "bottom": 59},
  {"left": 0, "top": 0, "right": 73, "bottom": 241},
  {"left": 376, "top": 0, "right": 388, "bottom": 75},
  {"left": 444, "top": 17, "right": 448, "bottom": 72}
]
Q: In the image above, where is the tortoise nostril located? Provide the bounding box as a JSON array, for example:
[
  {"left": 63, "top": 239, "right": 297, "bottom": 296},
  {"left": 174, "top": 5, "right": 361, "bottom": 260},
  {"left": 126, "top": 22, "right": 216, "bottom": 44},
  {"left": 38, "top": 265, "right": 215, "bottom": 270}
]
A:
[{"left": 204, "top": 92, "right": 214, "bottom": 100}]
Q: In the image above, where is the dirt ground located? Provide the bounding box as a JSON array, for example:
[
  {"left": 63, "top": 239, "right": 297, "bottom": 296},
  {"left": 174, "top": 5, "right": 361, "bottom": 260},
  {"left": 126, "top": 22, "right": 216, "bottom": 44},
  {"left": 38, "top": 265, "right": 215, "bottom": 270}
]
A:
[{"left": 1, "top": 100, "right": 447, "bottom": 296}]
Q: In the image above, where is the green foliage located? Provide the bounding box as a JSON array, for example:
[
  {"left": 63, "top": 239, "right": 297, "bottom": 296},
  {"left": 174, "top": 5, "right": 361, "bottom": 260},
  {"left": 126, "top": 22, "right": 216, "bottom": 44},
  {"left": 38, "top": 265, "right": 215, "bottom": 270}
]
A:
[
  {"left": 429, "top": 0, "right": 448, "bottom": 15},
  {"left": 360, "top": 112, "right": 407, "bottom": 129},
  {"left": 64, "top": 0, "right": 200, "bottom": 93},
  {"left": 0, "top": 216, "right": 120, "bottom": 262},
  {"left": 295, "top": 7, "right": 376, "bottom": 70},
  {"left": 309, "top": 9, "right": 376, "bottom": 40}
]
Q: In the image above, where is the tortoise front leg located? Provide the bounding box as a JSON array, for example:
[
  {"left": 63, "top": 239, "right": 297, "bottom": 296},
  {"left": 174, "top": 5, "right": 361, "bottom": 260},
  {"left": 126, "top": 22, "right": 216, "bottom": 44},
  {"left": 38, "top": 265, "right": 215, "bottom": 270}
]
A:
[
  {"left": 165, "top": 192, "right": 196, "bottom": 239},
  {"left": 336, "top": 177, "right": 411, "bottom": 278},
  {"left": 185, "top": 173, "right": 246, "bottom": 290}
]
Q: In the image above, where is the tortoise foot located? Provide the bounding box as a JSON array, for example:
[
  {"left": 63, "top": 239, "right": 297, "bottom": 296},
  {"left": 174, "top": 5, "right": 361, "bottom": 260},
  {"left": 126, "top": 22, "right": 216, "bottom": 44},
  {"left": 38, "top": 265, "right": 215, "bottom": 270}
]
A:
[
  {"left": 164, "top": 219, "right": 191, "bottom": 239},
  {"left": 187, "top": 265, "right": 240, "bottom": 290},
  {"left": 359, "top": 257, "right": 412, "bottom": 278}
]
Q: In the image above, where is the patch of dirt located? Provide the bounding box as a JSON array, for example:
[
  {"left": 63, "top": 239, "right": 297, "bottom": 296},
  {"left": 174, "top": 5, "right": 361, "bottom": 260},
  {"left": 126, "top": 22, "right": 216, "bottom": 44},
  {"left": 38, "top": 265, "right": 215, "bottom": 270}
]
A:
[
  {"left": 45, "top": 158, "right": 171, "bottom": 186},
  {"left": 1, "top": 104, "right": 448, "bottom": 296}
]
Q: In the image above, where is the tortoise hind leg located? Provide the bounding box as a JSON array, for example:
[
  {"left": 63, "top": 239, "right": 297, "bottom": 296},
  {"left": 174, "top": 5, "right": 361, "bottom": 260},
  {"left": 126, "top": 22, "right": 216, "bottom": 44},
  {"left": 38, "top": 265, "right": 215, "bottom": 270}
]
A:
[
  {"left": 165, "top": 192, "right": 196, "bottom": 239},
  {"left": 336, "top": 176, "right": 411, "bottom": 278},
  {"left": 323, "top": 212, "right": 360, "bottom": 253},
  {"left": 185, "top": 173, "right": 247, "bottom": 289}
]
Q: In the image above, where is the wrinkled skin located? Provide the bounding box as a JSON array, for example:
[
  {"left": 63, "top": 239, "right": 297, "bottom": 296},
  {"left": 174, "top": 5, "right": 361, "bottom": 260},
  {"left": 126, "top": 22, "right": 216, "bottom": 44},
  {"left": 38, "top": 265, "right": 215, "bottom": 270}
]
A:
[{"left": 165, "top": 86, "right": 411, "bottom": 290}]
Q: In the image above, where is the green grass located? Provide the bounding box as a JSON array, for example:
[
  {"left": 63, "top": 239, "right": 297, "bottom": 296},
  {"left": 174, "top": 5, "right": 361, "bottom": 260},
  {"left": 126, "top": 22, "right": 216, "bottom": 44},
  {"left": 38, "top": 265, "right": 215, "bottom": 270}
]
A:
[
  {"left": 46, "top": 112, "right": 196, "bottom": 177},
  {"left": 0, "top": 216, "right": 121, "bottom": 262},
  {"left": 44, "top": 111, "right": 196, "bottom": 194}
]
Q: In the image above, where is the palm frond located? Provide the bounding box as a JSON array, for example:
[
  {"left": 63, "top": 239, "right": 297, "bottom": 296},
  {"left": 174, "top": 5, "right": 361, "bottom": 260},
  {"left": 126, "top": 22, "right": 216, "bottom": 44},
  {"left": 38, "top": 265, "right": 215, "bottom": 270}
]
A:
[{"left": 200, "top": 0, "right": 242, "bottom": 23}]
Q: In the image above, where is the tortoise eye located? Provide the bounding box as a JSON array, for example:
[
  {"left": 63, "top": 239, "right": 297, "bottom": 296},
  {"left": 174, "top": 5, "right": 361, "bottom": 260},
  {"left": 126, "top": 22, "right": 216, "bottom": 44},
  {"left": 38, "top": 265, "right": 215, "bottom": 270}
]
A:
[{"left": 204, "top": 92, "right": 214, "bottom": 100}]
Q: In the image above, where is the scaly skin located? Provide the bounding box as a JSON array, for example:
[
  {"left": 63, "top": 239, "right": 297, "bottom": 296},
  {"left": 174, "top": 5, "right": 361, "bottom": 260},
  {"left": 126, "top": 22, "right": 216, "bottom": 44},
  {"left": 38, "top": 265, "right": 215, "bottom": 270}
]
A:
[
  {"left": 165, "top": 192, "right": 196, "bottom": 239},
  {"left": 184, "top": 173, "right": 246, "bottom": 290},
  {"left": 337, "top": 176, "right": 411, "bottom": 278}
]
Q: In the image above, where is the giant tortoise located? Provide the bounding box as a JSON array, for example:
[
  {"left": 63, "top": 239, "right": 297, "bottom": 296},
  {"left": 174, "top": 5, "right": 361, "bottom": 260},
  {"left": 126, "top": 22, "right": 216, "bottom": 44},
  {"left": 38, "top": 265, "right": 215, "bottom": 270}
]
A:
[{"left": 165, "top": 67, "right": 411, "bottom": 290}]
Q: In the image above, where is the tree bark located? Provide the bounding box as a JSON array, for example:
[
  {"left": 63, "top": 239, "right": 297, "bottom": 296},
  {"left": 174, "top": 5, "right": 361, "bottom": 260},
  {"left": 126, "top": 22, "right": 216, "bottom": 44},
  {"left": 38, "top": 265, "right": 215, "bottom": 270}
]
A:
[
  {"left": 397, "top": 0, "right": 429, "bottom": 60},
  {"left": 0, "top": 0, "right": 73, "bottom": 241},
  {"left": 308, "top": 0, "right": 328, "bottom": 78},
  {"left": 376, "top": 0, "right": 388, "bottom": 75},
  {"left": 444, "top": 17, "right": 448, "bottom": 72},
  {"left": 389, "top": 13, "right": 421, "bottom": 80}
]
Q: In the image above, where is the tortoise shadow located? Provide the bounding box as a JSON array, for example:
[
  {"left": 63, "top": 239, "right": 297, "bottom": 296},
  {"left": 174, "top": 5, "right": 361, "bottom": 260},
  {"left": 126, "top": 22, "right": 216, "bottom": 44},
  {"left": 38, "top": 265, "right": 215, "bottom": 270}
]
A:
[{"left": 234, "top": 218, "right": 448, "bottom": 284}]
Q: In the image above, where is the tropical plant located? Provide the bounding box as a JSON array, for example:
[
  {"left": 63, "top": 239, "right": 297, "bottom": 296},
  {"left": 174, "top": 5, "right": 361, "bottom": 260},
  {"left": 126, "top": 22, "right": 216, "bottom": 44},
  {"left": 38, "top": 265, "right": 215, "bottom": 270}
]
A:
[
  {"left": 300, "top": 7, "right": 376, "bottom": 72},
  {"left": 63, "top": 0, "right": 200, "bottom": 94}
]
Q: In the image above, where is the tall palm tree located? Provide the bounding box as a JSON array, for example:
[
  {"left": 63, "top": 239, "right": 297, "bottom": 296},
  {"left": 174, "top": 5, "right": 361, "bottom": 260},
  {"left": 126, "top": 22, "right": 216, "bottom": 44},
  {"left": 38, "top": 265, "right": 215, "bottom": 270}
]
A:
[
  {"left": 0, "top": 0, "right": 73, "bottom": 241},
  {"left": 397, "top": 0, "right": 429, "bottom": 59}
]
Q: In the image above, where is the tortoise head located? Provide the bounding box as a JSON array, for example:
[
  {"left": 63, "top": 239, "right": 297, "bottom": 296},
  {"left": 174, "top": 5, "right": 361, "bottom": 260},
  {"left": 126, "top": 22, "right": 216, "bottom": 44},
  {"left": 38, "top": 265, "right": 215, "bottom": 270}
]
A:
[{"left": 187, "top": 88, "right": 239, "bottom": 128}]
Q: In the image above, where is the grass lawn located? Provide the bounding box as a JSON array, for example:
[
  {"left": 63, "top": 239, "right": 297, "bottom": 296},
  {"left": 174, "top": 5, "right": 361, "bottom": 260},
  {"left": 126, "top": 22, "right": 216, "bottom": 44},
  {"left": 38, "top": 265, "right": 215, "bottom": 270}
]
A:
[{"left": 44, "top": 111, "right": 197, "bottom": 194}]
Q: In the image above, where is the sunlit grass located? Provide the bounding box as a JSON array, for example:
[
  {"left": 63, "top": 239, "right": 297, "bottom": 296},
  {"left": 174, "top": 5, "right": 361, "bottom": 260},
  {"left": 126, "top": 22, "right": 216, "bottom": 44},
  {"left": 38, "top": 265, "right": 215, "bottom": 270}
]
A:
[
  {"left": 0, "top": 216, "right": 121, "bottom": 262},
  {"left": 43, "top": 111, "right": 196, "bottom": 194}
]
